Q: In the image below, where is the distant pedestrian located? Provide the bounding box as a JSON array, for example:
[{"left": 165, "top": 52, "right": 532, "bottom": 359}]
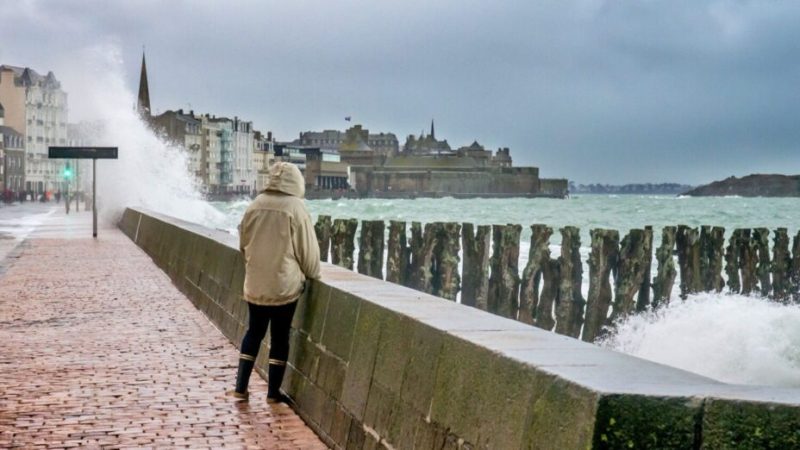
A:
[{"left": 228, "top": 162, "right": 321, "bottom": 404}]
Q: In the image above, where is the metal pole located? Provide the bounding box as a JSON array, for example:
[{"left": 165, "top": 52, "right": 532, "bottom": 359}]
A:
[
  {"left": 92, "top": 158, "right": 97, "bottom": 238},
  {"left": 75, "top": 159, "right": 80, "bottom": 212},
  {"left": 64, "top": 162, "right": 70, "bottom": 215}
]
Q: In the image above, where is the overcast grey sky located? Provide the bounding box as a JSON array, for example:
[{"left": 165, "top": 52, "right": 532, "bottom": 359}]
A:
[{"left": 1, "top": 0, "right": 799, "bottom": 184}]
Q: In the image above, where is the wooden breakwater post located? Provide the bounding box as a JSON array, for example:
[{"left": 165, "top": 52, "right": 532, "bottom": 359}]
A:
[
  {"left": 792, "top": 231, "right": 800, "bottom": 302},
  {"left": 652, "top": 226, "right": 677, "bottom": 307},
  {"left": 432, "top": 222, "right": 461, "bottom": 301},
  {"left": 314, "top": 215, "right": 332, "bottom": 262},
  {"left": 772, "top": 228, "right": 791, "bottom": 301},
  {"left": 533, "top": 257, "right": 560, "bottom": 331},
  {"left": 738, "top": 229, "right": 759, "bottom": 295},
  {"left": 555, "top": 226, "right": 585, "bottom": 338},
  {"left": 357, "top": 220, "right": 385, "bottom": 279},
  {"left": 462, "top": 223, "right": 491, "bottom": 310},
  {"left": 753, "top": 228, "right": 772, "bottom": 297},
  {"left": 676, "top": 225, "right": 702, "bottom": 299},
  {"left": 331, "top": 218, "right": 358, "bottom": 270},
  {"left": 724, "top": 229, "right": 743, "bottom": 294},
  {"left": 700, "top": 226, "right": 726, "bottom": 293},
  {"left": 408, "top": 222, "right": 439, "bottom": 294},
  {"left": 405, "top": 222, "right": 423, "bottom": 290},
  {"left": 611, "top": 229, "right": 650, "bottom": 321},
  {"left": 386, "top": 220, "right": 409, "bottom": 285},
  {"left": 488, "top": 224, "right": 522, "bottom": 319},
  {"left": 582, "top": 229, "right": 619, "bottom": 342},
  {"left": 519, "top": 225, "right": 553, "bottom": 325},
  {"left": 636, "top": 226, "right": 654, "bottom": 311}
]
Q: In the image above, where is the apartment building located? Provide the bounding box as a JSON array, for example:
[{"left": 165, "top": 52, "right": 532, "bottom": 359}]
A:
[{"left": 0, "top": 65, "right": 68, "bottom": 194}]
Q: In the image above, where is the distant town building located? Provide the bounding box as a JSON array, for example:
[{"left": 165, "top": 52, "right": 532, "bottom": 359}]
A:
[
  {"left": 0, "top": 102, "right": 25, "bottom": 193},
  {"left": 402, "top": 120, "right": 451, "bottom": 155},
  {"left": 298, "top": 124, "right": 399, "bottom": 159},
  {"left": 231, "top": 117, "right": 255, "bottom": 194},
  {"left": 252, "top": 131, "right": 274, "bottom": 192},
  {"left": 455, "top": 141, "right": 493, "bottom": 167},
  {"left": 151, "top": 109, "right": 203, "bottom": 182},
  {"left": 199, "top": 115, "right": 232, "bottom": 194},
  {"left": 0, "top": 64, "right": 69, "bottom": 194},
  {"left": 151, "top": 110, "right": 260, "bottom": 196},
  {"left": 273, "top": 143, "right": 349, "bottom": 195},
  {"left": 493, "top": 147, "right": 513, "bottom": 168},
  {"left": 338, "top": 125, "right": 383, "bottom": 166}
]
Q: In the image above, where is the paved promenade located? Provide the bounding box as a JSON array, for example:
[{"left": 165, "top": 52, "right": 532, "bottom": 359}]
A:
[{"left": 0, "top": 205, "right": 326, "bottom": 449}]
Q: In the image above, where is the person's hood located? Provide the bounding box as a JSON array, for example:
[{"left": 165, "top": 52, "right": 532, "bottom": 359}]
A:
[{"left": 264, "top": 162, "right": 305, "bottom": 198}]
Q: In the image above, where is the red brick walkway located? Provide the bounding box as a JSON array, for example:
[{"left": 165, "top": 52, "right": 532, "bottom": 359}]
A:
[{"left": 0, "top": 212, "right": 327, "bottom": 449}]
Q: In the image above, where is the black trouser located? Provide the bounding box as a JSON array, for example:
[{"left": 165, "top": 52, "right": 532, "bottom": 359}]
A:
[
  {"left": 235, "top": 300, "right": 298, "bottom": 395},
  {"left": 241, "top": 300, "right": 298, "bottom": 362}
]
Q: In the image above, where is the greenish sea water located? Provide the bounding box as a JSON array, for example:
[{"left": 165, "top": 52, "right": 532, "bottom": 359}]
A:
[{"left": 217, "top": 194, "right": 800, "bottom": 244}]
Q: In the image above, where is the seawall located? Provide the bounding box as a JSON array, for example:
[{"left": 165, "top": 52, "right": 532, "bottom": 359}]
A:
[{"left": 119, "top": 207, "right": 800, "bottom": 449}]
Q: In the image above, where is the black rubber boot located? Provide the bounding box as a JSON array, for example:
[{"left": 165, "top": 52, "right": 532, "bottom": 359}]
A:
[
  {"left": 266, "top": 361, "right": 289, "bottom": 403},
  {"left": 227, "top": 355, "right": 255, "bottom": 400}
]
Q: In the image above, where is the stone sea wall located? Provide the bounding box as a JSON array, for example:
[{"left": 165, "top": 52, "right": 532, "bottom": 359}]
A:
[
  {"left": 349, "top": 166, "right": 568, "bottom": 199},
  {"left": 119, "top": 207, "right": 800, "bottom": 450},
  {"left": 318, "top": 216, "right": 800, "bottom": 343}
]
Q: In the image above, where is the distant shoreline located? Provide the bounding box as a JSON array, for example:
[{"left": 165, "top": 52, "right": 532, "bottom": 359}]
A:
[{"left": 683, "top": 174, "right": 800, "bottom": 198}]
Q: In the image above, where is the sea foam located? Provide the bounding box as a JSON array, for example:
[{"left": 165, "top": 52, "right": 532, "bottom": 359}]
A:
[
  {"left": 60, "top": 44, "right": 226, "bottom": 229},
  {"left": 600, "top": 294, "right": 800, "bottom": 387}
]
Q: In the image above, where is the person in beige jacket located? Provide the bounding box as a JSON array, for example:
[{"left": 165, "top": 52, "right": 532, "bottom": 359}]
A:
[{"left": 228, "top": 162, "right": 320, "bottom": 403}]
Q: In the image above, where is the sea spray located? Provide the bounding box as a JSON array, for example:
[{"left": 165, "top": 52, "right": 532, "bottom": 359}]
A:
[
  {"left": 599, "top": 294, "right": 800, "bottom": 387},
  {"left": 61, "top": 44, "right": 226, "bottom": 228}
]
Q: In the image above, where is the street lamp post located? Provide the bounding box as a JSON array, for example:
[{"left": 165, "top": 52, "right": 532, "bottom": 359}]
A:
[{"left": 48, "top": 146, "right": 118, "bottom": 238}]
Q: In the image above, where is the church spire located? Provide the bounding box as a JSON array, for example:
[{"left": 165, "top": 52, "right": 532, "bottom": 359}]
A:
[
  {"left": 430, "top": 118, "right": 435, "bottom": 140},
  {"left": 137, "top": 50, "right": 151, "bottom": 117}
]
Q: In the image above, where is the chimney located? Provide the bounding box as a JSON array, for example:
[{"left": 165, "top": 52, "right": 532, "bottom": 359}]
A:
[{"left": 267, "top": 131, "right": 272, "bottom": 141}]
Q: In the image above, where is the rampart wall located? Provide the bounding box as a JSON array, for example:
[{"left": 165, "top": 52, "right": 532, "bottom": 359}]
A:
[
  {"left": 351, "top": 167, "right": 555, "bottom": 197},
  {"left": 119, "top": 207, "right": 800, "bottom": 449}
]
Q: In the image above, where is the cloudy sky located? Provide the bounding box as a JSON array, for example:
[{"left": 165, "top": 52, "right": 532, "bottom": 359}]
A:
[{"left": 1, "top": 0, "right": 799, "bottom": 184}]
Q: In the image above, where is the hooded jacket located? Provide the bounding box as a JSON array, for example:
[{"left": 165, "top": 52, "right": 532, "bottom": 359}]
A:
[{"left": 239, "top": 162, "right": 321, "bottom": 305}]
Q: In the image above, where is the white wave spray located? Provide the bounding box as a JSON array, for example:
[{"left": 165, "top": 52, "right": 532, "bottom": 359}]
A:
[
  {"left": 600, "top": 294, "right": 800, "bottom": 387},
  {"left": 62, "top": 44, "right": 227, "bottom": 228}
]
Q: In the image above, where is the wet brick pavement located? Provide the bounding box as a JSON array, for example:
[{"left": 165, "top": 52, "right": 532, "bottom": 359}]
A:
[{"left": 0, "top": 212, "right": 327, "bottom": 449}]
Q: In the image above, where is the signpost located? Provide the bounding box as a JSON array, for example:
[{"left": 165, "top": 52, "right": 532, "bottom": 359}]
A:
[{"left": 48, "top": 147, "right": 118, "bottom": 238}]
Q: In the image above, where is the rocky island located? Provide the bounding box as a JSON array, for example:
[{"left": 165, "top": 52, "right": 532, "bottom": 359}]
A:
[{"left": 683, "top": 174, "right": 800, "bottom": 197}]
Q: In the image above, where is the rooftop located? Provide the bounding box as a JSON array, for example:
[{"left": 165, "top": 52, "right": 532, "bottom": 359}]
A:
[
  {"left": 0, "top": 64, "right": 61, "bottom": 89},
  {"left": 0, "top": 125, "right": 23, "bottom": 138}
]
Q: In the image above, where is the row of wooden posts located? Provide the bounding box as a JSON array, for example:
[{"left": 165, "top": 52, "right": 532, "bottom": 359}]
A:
[{"left": 314, "top": 216, "right": 800, "bottom": 342}]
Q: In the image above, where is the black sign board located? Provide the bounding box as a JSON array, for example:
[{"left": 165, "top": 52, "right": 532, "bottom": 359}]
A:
[{"left": 48, "top": 147, "right": 118, "bottom": 159}]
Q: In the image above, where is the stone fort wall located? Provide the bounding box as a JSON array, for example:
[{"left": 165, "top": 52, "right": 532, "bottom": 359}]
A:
[{"left": 351, "top": 167, "right": 570, "bottom": 198}]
